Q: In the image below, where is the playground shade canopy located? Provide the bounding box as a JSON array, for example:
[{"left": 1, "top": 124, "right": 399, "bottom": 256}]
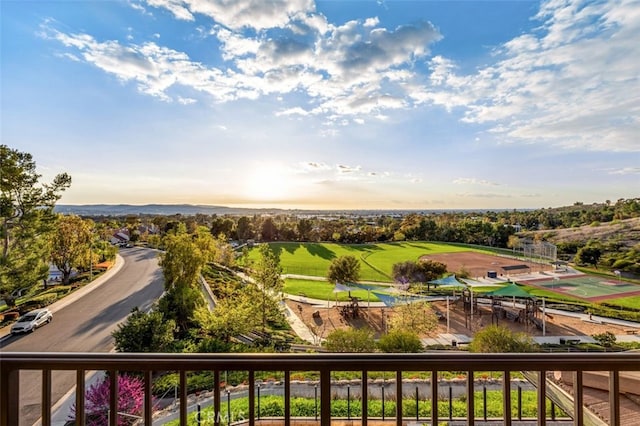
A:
[
  {"left": 428, "top": 275, "right": 467, "bottom": 288},
  {"left": 485, "top": 282, "right": 534, "bottom": 299},
  {"left": 333, "top": 283, "right": 355, "bottom": 293}
]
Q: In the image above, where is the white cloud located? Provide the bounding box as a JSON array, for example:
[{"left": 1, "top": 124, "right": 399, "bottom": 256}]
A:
[
  {"left": 457, "top": 192, "right": 512, "bottom": 199},
  {"left": 453, "top": 178, "right": 500, "bottom": 186},
  {"left": 337, "top": 164, "right": 361, "bottom": 173},
  {"left": 276, "top": 107, "right": 311, "bottom": 117},
  {"left": 177, "top": 96, "right": 197, "bottom": 104},
  {"left": 146, "top": 0, "right": 195, "bottom": 21},
  {"left": 144, "top": 0, "right": 315, "bottom": 30},
  {"left": 421, "top": 0, "right": 640, "bottom": 152},
  {"left": 608, "top": 167, "right": 640, "bottom": 175},
  {"left": 46, "top": 2, "right": 442, "bottom": 120},
  {"left": 48, "top": 0, "right": 639, "bottom": 155},
  {"left": 300, "top": 161, "right": 331, "bottom": 172}
]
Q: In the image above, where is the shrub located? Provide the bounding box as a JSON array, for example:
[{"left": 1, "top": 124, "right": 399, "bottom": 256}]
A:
[
  {"left": 112, "top": 308, "right": 176, "bottom": 353},
  {"left": 323, "top": 328, "right": 376, "bottom": 352},
  {"left": 377, "top": 330, "right": 423, "bottom": 353},
  {"left": 592, "top": 331, "right": 617, "bottom": 348},
  {"left": 469, "top": 325, "right": 536, "bottom": 353}
]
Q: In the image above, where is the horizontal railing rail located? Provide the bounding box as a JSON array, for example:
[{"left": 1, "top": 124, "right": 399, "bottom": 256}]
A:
[{"left": 2, "top": 352, "right": 639, "bottom": 426}]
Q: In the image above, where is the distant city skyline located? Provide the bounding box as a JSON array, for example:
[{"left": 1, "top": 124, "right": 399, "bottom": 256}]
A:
[{"left": 3, "top": 0, "right": 639, "bottom": 210}]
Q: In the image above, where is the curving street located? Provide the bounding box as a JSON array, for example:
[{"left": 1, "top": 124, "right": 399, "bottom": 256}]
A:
[{"left": 1, "top": 247, "right": 165, "bottom": 426}]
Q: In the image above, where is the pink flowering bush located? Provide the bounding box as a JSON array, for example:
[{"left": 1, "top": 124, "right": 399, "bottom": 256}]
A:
[{"left": 68, "top": 373, "right": 147, "bottom": 425}]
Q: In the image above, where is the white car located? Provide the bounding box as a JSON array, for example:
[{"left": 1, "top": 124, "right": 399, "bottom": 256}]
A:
[{"left": 10, "top": 308, "right": 53, "bottom": 335}]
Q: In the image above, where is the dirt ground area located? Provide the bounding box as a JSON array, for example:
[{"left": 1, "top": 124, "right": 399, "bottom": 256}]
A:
[
  {"left": 420, "top": 251, "right": 553, "bottom": 279},
  {"left": 286, "top": 299, "right": 630, "bottom": 341}
]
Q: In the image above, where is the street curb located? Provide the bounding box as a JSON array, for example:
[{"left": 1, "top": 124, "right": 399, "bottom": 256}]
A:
[{"left": 0, "top": 254, "right": 125, "bottom": 343}]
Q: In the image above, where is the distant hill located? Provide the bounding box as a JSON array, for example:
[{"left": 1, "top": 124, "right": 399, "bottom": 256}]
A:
[
  {"left": 55, "top": 204, "right": 287, "bottom": 216},
  {"left": 54, "top": 204, "right": 509, "bottom": 217}
]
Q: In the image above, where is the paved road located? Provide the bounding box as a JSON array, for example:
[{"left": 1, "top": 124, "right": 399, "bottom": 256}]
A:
[{"left": 1, "top": 247, "right": 165, "bottom": 426}]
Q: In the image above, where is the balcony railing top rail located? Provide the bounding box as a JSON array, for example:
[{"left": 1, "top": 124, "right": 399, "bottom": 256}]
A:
[{"left": 3, "top": 351, "right": 640, "bottom": 371}]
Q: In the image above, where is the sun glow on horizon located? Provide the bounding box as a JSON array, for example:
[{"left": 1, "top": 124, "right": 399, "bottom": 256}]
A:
[{"left": 242, "top": 165, "right": 297, "bottom": 202}]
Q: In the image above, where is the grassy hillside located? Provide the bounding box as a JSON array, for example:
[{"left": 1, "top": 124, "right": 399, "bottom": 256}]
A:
[{"left": 521, "top": 217, "right": 640, "bottom": 248}]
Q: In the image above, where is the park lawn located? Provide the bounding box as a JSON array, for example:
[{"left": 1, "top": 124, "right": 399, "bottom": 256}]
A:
[
  {"left": 600, "top": 295, "right": 640, "bottom": 310},
  {"left": 251, "top": 241, "right": 475, "bottom": 282},
  {"left": 362, "top": 241, "right": 479, "bottom": 275},
  {"left": 251, "top": 242, "right": 391, "bottom": 281},
  {"left": 284, "top": 278, "right": 379, "bottom": 302}
]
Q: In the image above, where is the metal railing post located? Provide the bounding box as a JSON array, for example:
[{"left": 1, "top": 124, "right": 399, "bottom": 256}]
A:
[
  {"left": 431, "top": 370, "right": 438, "bottom": 426},
  {"left": 362, "top": 370, "right": 368, "bottom": 426},
  {"left": 381, "top": 384, "right": 385, "bottom": 421},
  {"left": 609, "top": 371, "right": 620, "bottom": 426},
  {"left": 467, "top": 370, "right": 475, "bottom": 426},
  {"left": 483, "top": 384, "right": 487, "bottom": 421},
  {"left": 503, "top": 371, "right": 512, "bottom": 426},
  {"left": 41, "top": 369, "right": 51, "bottom": 426},
  {"left": 574, "top": 371, "right": 584, "bottom": 426},
  {"left": 214, "top": 370, "right": 221, "bottom": 426},
  {"left": 179, "top": 370, "right": 187, "bottom": 426},
  {"left": 109, "top": 370, "right": 118, "bottom": 426},
  {"left": 538, "top": 370, "right": 546, "bottom": 426},
  {"left": 396, "top": 371, "right": 402, "bottom": 426},
  {"left": 320, "top": 370, "right": 331, "bottom": 426},
  {"left": 284, "top": 371, "right": 290, "bottom": 426},
  {"left": 248, "top": 371, "right": 255, "bottom": 426}
]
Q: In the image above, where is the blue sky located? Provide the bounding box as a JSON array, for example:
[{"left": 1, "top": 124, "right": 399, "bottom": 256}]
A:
[{"left": 2, "top": 0, "right": 638, "bottom": 210}]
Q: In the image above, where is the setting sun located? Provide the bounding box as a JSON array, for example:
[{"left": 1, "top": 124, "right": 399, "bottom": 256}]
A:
[{"left": 242, "top": 166, "right": 294, "bottom": 202}]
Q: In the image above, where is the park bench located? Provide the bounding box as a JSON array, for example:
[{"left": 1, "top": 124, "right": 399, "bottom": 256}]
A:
[{"left": 624, "top": 328, "right": 638, "bottom": 335}]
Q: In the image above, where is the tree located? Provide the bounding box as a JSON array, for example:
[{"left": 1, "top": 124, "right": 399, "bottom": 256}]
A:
[
  {"left": 296, "top": 218, "right": 313, "bottom": 241},
  {"left": 159, "top": 225, "right": 206, "bottom": 291},
  {"left": 158, "top": 284, "right": 204, "bottom": 336},
  {"left": 158, "top": 225, "right": 206, "bottom": 334},
  {"left": 236, "top": 216, "right": 254, "bottom": 241},
  {"left": 210, "top": 217, "right": 234, "bottom": 239},
  {"left": 323, "top": 328, "right": 376, "bottom": 352},
  {"left": 327, "top": 255, "right": 360, "bottom": 284},
  {"left": 260, "top": 217, "right": 278, "bottom": 241},
  {"left": 50, "top": 215, "right": 93, "bottom": 284},
  {"left": 377, "top": 330, "right": 423, "bottom": 353},
  {"left": 575, "top": 245, "right": 602, "bottom": 268},
  {"left": 1, "top": 145, "right": 71, "bottom": 306},
  {"left": 67, "top": 373, "right": 147, "bottom": 426},
  {"left": 469, "top": 325, "right": 536, "bottom": 353},
  {"left": 392, "top": 261, "right": 421, "bottom": 285},
  {"left": 392, "top": 259, "right": 446, "bottom": 292},
  {"left": 387, "top": 301, "right": 438, "bottom": 335},
  {"left": 112, "top": 307, "right": 176, "bottom": 353},
  {"left": 194, "top": 291, "right": 260, "bottom": 343},
  {"left": 417, "top": 259, "right": 448, "bottom": 291},
  {"left": 251, "top": 244, "right": 284, "bottom": 330}
]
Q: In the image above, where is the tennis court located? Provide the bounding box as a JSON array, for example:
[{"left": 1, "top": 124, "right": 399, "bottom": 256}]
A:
[{"left": 522, "top": 274, "right": 640, "bottom": 301}]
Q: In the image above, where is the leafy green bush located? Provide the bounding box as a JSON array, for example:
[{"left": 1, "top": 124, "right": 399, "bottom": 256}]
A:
[{"left": 377, "top": 330, "right": 424, "bottom": 353}]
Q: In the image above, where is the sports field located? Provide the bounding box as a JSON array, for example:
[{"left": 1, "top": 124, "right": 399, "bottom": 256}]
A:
[
  {"left": 521, "top": 275, "right": 640, "bottom": 301},
  {"left": 252, "top": 241, "right": 482, "bottom": 282}
]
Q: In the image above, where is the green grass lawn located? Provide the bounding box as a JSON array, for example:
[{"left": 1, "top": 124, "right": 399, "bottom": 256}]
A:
[
  {"left": 284, "top": 278, "right": 380, "bottom": 301},
  {"left": 249, "top": 241, "right": 484, "bottom": 282},
  {"left": 605, "top": 295, "right": 640, "bottom": 309}
]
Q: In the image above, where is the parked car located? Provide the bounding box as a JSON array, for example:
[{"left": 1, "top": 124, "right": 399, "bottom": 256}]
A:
[{"left": 10, "top": 308, "right": 53, "bottom": 335}]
